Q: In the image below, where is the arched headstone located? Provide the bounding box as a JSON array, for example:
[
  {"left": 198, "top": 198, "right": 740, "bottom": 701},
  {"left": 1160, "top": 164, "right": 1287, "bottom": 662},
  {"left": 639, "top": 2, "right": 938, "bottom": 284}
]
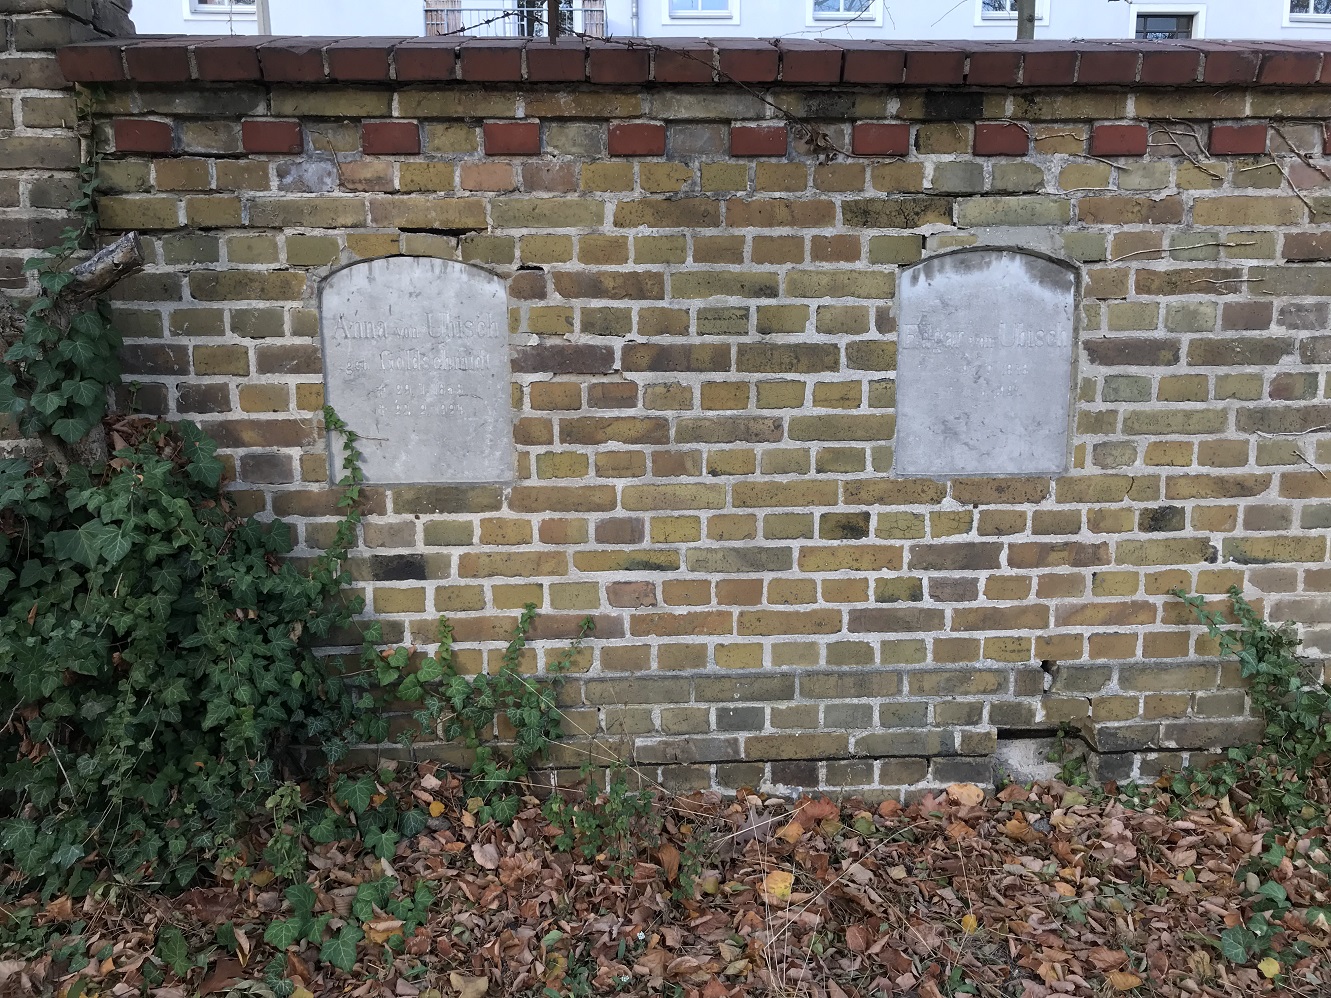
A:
[
  {"left": 895, "top": 248, "right": 1078, "bottom": 478},
  {"left": 318, "top": 256, "right": 514, "bottom": 484}
]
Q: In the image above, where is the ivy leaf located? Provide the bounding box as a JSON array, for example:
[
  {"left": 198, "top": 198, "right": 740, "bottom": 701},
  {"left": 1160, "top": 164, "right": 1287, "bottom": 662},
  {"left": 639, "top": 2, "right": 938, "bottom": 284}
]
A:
[
  {"left": 320, "top": 924, "right": 363, "bottom": 972},
  {"left": 1219, "top": 926, "right": 1256, "bottom": 963},
  {"left": 155, "top": 923, "right": 192, "bottom": 978},
  {"left": 398, "top": 809, "right": 427, "bottom": 838},
  {"left": 284, "top": 882, "right": 317, "bottom": 919},
  {"left": 48, "top": 521, "right": 114, "bottom": 569},
  {"left": 1256, "top": 881, "right": 1288, "bottom": 905},
  {"left": 262, "top": 916, "right": 304, "bottom": 951},
  {"left": 336, "top": 775, "right": 376, "bottom": 815}
]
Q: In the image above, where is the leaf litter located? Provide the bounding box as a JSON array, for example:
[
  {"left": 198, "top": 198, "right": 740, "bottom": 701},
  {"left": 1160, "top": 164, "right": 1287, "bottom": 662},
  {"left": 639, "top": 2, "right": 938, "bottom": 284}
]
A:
[{"left": 3, "top": 765, "right": 1329, "bottom": 998}]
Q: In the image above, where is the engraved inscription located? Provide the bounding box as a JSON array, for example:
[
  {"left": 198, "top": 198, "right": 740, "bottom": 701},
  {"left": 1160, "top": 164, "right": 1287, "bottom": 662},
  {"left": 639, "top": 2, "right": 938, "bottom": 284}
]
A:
[
  {"left": 319, "top": 257, "right": 514, "bottom": 484},
  {"left": 895, "top": 249, "right": 1078, "bottom": 478}
]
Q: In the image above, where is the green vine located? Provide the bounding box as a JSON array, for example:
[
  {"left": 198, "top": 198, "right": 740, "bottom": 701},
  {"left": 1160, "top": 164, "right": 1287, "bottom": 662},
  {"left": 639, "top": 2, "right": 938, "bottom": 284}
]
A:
[
  {"left": 1172, "top": 586, "right": 1331, "bottom": 821},
  {"left": 1, "top": 142, "right": 119, "bottom": 446}
]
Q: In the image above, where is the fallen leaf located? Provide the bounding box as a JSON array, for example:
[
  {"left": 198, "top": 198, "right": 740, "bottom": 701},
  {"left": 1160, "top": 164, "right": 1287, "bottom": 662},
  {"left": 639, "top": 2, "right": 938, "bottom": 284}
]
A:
[
  {"left": 198, "top": 957, "right": 244, "bottom": 994},
  {"left": 946, "top": 783, "right": 984, "bottom": 807},
  {"left": 960, "top": 913, "right": 978, "bottom": 934},
  {"left": 763, "top": 870, "right": 794, "bottom": 900},
  {"left": 1258, "top": 957, "right": 1280, "bottom": 979},
  {"left": 471, "top": 843, "right": 500, "bottom": 870},
  {"left": 1106, "top": 971, "right": 1142, "bottom": 991},
  {"left": 449, "top": 972, "right": 488, "bottom": 998},
  {"left": 776, "top": 820, "right": 804, "bottom": 844},
  {"left": 429, "top": 801, "right": 446, "bottom": 818},
  {"left": 658, "top": 842, "right": 680, "bottom": 882}
]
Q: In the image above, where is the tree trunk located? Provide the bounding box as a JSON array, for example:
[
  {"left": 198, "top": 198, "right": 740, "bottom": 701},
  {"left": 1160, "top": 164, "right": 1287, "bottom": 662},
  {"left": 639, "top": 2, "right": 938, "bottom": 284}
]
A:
[{"left": 0, "top": 232, "right": 144, "bottom": 474}]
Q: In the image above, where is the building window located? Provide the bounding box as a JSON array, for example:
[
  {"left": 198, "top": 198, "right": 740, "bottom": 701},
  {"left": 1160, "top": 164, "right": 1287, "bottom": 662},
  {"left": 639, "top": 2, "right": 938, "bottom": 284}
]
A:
[
  {"left": 1135, "top": 13, "right": 1193, "bottom": 38},
  {"left": 812, "top": 0, "right": 874, "bottom": 19},
  {"left": 978, "top": 0, "right": 1046, "bottom": 23},
  {"left": 189, "top": 0, "right": 255, "bottom": 13},
  {"left": 1289, "top": 0, "right": 1331, "bottom": 17},
  {"left": 668, "top": 0, "right": 732, "bottom": 15}
]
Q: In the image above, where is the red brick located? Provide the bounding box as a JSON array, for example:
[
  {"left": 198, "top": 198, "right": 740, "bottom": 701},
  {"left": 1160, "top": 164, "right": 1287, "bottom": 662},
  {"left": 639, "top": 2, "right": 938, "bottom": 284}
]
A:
[
  {"left": 589, "top": 44, "right": 649, "bottom": 84},
  {"left": 1077, "top": 50, "right": 1138, "bottom": 84},
  {"left": 527, "top": 41, "right": 586, "bottom": 81},
  {"left": 780, "top": 40, "right": 842, "bottom": 83},
  {"left": 1023, "top": 49, "right": 1077, "bottom": 85},
  {"left": 114, "top": 118, "right": 173, "bottom": 154},
  {"left": 1140, "top": 49, "right": 1200, "bottom": 84},
  {"left": 609, "top": 122, "right": 666, "bottom": 157},
  {"left": 192, "top": 38, "right": 263, "bottom": 81},
  {"left": 731, "top": 125, "right": 787, "bottom": 157},
  {"left": 1202, "top": 46, "right": 1260, "bottom": 85},
  {"left": 852, "top": 122, "right": 909, "bottom": 157},
  {"left": 974, "top": 122, "right": 1028, "bottom": 156},
  {"left": 124, "top": 40, "right": 191, "bottom": 82},
  {"left": 1210, "top": 123, "right": 1267, "bottom": 156},
  {"left": 841, "top": 42, "right": 904, "bottom": 84},
  {"left": 484, "top": 120, "right": 540, "bottom": 155},
  {"left": 259, "top": 39, "right": 331, "bottom": 82},
  {"left": 1090, "top": 123, "right": 1148, "bottom": 157},
  {"left": 394, "top": 39, "right": 456, "bottom": 81},
  {"left": 966, "top": 50, "right": 1020, "bottom": 86},
  {"left": 326, "top": 39, "right": 395, "bottom": 81},
  {"left": 653, "top": 43, "right": 714, "bottom": 83},
  {"left": 716, "top": 40, "right": 779, "bottom": 82},
  {"left": 459, "top": 41, "right": 523, "bottom": 81},
  {"left": 903, "top": 47, "right": 965, "bottom": 85},
  {"left": 363, "top": 120, "right": 420, "bottom": 155},
  {"left": 56, "top": 41, "right": 124, "bottom": 82},
  {"left": 1258, "top": 50, "right": 1321, "bottom": 85},
  {"left": 242, "top": 119, "right": 302, "bottom": 154}
]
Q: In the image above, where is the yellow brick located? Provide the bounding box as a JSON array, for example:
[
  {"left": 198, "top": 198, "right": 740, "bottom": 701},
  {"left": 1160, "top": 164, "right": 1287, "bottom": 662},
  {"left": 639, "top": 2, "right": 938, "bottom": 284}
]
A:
[
  {"left": 651, "top": 515, "right": 701, "bottom": 543},
  {"left": 238, "top": 384, "right": 287, "bottom": 412},
  {"left": 374, "top": 587, "right": 426, "bottom": 614},
  {"left": 493, "top": 583, "right": 543, "bottom": 609},
  {"left": 717, "top": 644, "right": 763, "bottom": 669},
  {"left": 581, "top": 163, "right": 634, "bottom": 192},
  {"left": 707, "top": 513, "right": 758, "bottom": 540},
  {"left": 639, "top": 162, "right": 693, "bottom": 193},
  {"left": 700, "top": 162, "right": 748, "bottom": 191}
]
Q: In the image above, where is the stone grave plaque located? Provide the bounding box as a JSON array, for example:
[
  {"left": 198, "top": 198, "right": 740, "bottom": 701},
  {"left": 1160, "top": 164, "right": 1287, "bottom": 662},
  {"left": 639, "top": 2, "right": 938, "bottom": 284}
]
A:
[
  {"left": 319, "top": 257, "right": 514, "bottom": 484},
  {"left": 896, "top": 249, "right": 1077, "bottom": 477}
]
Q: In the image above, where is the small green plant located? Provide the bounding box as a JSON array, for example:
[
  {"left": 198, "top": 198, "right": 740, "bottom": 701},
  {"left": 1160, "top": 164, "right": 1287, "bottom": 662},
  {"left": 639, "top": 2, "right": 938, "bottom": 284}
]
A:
[
  {"left": 544, "top": 764, "right": 661, "bottom": 873},
  {"left": 424, "top": 604, "right": 593, "bottom": 824},
  {"left": 1172, "top": 586, "right": 1331, "bottom": 822},
  {"left": 1047, "top": 724, "right": 1092, "bottom": 788}
]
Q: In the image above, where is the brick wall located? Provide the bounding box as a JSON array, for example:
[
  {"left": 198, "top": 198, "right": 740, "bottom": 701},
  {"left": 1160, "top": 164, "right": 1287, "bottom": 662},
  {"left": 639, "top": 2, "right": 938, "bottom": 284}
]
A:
[
  {"left": 0, "top": 0, "right": 130, "bottom": 291},
  {"left": 44, "top": 35, "right": 1331, "bottom": 797}
]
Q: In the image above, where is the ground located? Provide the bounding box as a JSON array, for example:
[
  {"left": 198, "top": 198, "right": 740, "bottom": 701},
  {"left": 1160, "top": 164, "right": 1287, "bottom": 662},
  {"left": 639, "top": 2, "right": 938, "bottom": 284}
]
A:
[{"left": 2, "top": 762, "right": 1329, "bottom": 998}]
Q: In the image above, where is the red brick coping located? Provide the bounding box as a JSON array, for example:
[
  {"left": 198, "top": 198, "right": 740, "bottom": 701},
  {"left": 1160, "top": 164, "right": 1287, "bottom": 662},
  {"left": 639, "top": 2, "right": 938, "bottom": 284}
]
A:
[{"left": 56, "top": 37, "right": 1331, "bottom": 88}]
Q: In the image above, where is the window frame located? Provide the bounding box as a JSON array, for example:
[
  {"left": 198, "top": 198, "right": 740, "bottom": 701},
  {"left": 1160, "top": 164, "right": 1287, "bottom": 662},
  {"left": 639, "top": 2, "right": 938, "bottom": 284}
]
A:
[
  {"left": 805, "top": 0, "right": 883, "bottom": 27},
  {"left": 664, "top": 0, "right": 739, "bottom": 21},
  {"left": 976, "top": 0, "right": 1048, "bottom": 26},
  {"left": 1286, "top": 0, "right": 1331, "bottom": 25},
  {"left": 1134, "top": 12, "right": 1194, "bottom": 39},
  {"left": 186, "top": 0, "right": 256, "bottom": 17},
  {"left": 1123, "top": 2, "right": 1205, "bottom": 39}
]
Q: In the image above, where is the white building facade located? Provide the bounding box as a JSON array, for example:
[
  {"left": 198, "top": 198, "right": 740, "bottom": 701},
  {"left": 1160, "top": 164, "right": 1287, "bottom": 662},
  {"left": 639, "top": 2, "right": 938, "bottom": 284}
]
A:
[{"left": 129, "top": 0, "right": 1331, "bottom": 48}]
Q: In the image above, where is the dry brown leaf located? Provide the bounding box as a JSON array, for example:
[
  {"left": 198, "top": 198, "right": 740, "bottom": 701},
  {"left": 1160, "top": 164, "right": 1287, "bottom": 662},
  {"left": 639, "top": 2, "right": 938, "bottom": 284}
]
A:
[
  {"left": 946, "top": 783, "right": 985, "bottom": 807},
  {"left": 658, "top": 841, "right": 680, "bottom": 882},
  {"left": 471, "top": 842, "right": 500, "bottom": 870},
  {"left": 775, "top": 820, "right": 804, "bottom": 844},
  {"left": 763, "top": 870, "right": 794, "bottom": 900},
  {"left": 449, "top": 972, "right": 488, "bottom": 998},
  {"left": 1106, "top": 971, "right": 1142, "bottom": 991}
]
